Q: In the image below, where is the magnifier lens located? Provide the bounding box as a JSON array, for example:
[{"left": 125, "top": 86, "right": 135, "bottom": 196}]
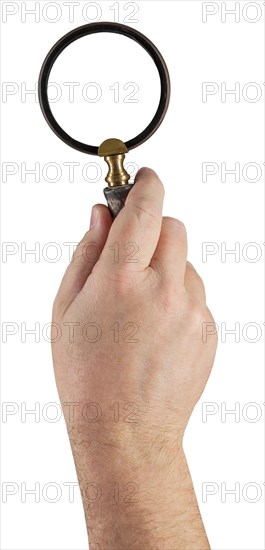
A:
[
  {"left": 38, "top": 23, "right": 171, "bottom": 155},
  {"left": 48, "top": 33, "right": 161, "bottom": 145}
]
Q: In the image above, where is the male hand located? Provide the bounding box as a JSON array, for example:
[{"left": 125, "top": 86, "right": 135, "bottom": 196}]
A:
[{"left": 52, "top": 168, "right": 217, "bottom": 549}]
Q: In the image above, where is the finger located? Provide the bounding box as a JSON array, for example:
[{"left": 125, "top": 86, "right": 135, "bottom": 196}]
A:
[
  {"left": 99, "top": 168, "right": 164, "bottom": 273},
  {"left": 54, "top": 204, "right": 112, "bottom": 314},
  {"left": 184, "top": 261, "right": 206, "bottom": 304},
  {"left": 150, "top": 217, "right": 188, "bottom": 285}
]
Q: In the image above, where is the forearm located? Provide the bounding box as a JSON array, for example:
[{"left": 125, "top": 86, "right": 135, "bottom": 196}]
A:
[{"left": 75, "top": 447, "right": 210, "bottom": 550}]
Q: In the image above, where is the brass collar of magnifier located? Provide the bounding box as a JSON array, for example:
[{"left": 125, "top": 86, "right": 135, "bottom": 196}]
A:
[{"left": 38, "top": 22, "right": 171, "bottom": 217}]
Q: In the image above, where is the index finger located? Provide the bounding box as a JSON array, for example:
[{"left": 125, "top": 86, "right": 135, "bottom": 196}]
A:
[{"left": 98, "top": 167, "right": 165, "bottom": 273}]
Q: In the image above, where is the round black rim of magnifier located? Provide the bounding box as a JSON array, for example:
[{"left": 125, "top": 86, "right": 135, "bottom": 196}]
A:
[{"left": 38, "top": 22, "right": 171, "bottom": 156}]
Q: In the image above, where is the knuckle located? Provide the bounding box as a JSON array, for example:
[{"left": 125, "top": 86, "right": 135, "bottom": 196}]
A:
[
  {"left": 163, "top": 217, "right": 187, "bottom": 239},
  {"left": 186, "top": 262, "right": 205, "bottom": 288},
  {"left": 128, "top": 199, "right": 162, "bottom": 222},
  {"left": 170, "top": 218, "right": 186, "bottom": 233},
  {"left": 71, "top": 243, "right": 84, "bottom": 263},
  {"left": 72, "top": 240, "right": 99, "bottom": 264},
  {"left": 184, "top": 293, "right": 208, "bottom": 329},
  {"left": 103, "top": 269, "right": 137, "bottom": 294},
  {"left": 102, "top": 266, "right": 155, "bottom": 296},
  {"left": 186, "top": 260, "right": 194, "bottom": 271}
]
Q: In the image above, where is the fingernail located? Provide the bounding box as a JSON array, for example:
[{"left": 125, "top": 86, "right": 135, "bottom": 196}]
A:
[{"left": 89, "top": 206, "right": 98, "bottom": 230}]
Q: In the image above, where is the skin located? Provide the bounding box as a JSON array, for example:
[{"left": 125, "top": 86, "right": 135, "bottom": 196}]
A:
[{"left": 51, "top": 168, "right": 217, "bottom": 550}]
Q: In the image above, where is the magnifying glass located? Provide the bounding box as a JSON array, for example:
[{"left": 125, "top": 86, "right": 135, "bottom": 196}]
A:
[{"left": 38, "top": 22, "right": 171, "bottom": 217}]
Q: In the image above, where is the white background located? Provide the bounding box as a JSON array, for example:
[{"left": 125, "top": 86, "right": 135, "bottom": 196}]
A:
[{"left": 1, "top": 1, "right": 264, "bottom": 549}]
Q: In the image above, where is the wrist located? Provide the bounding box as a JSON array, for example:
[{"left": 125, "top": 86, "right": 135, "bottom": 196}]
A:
[
  {"left": 71, "top": 426, "right": 209, "bottom": 549},
  {"left": 79, "top": 449, "right": 201, "bottom": 549}
]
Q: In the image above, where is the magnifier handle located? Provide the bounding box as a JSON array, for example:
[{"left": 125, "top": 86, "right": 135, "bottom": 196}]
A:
[
  {"left": 99, "top": 139, "right": 134, "bottom": 219},
  {"left": 103, "top": 183, "right": 133, "bottom": 219}
]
